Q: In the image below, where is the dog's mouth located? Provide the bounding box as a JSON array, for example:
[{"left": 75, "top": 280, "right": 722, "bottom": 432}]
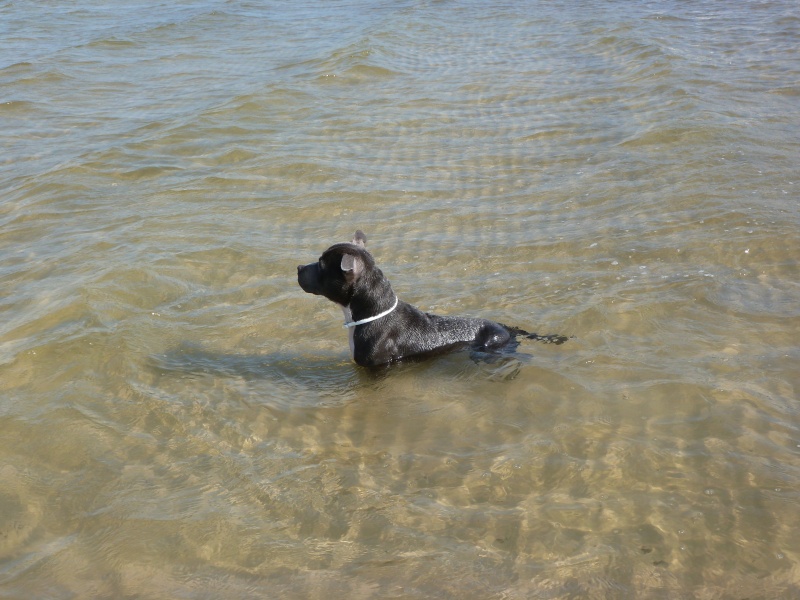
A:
[{"left": 297, "top": 263, "right": 321, "bottom": 295}]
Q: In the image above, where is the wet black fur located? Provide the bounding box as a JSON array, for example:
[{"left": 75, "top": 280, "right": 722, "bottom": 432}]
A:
[{"left": 297, "top": 232, "right": 567, "bottom": 367}]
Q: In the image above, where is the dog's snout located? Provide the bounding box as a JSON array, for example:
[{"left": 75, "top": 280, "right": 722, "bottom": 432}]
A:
[{"left": 297, "top": 265, "right": 303, "bottom": 273}]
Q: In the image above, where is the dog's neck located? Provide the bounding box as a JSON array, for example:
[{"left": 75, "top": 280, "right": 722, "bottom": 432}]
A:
[
  {"left": 346, "top": 277, "right": 396, "bottom": 323},
  {"left": 340, "top": 292, "right": 397, "bottom": 360},
  {"left": 343, "top": 296, "right": 398, "bottom": 328}
]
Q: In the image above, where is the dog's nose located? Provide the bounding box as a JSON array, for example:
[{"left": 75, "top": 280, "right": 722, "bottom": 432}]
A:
[{"left": 297, "top": 265, "right": 303, "bottom": 273}]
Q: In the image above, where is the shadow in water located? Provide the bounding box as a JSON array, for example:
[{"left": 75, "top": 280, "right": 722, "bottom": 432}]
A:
[
  {"left": 147, "top": 341, "right": 541, "bottom": 394},
  {"left": 151, "top": 343, "right": 300, "bottom": 379},
  {"left": 147, "top": 342, "right": 371, "bottom": 390}
]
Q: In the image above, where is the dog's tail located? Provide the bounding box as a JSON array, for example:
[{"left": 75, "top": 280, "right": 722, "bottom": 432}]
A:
[{"left": 504, "top": 325, "right": 571, "bottom": 345}]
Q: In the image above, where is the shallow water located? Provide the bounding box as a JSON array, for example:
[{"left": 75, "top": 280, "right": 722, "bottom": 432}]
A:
[{"left": 1, "top": 1, "right": 799, "bottom": 598}]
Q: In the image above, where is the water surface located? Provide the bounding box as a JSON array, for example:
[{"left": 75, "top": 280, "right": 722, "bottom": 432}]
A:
[{"left": 1, "top": 1, "right": 799, "bottom": 598}]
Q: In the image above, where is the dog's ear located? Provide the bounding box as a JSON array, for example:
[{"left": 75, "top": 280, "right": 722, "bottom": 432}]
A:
[
  {"left": 351, "top": 230, "right": 367, "bottom": 248},
  {"left": 340, "top": 252, "right": 364, "bottom": 283}
]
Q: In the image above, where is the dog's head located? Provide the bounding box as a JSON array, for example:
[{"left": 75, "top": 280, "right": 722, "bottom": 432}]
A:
[{"left": 297, "top": 230, "right": 376, "bottom": 306}]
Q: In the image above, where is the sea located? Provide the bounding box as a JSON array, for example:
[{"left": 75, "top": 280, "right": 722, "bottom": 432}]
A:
[{"left": 1, "top": 1, "right": 799, "bottom": 598}]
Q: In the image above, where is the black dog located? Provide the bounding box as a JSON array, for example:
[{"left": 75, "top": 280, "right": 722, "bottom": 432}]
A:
[{"left": 297, "top": 231, "right": 567, "bottom": 367}]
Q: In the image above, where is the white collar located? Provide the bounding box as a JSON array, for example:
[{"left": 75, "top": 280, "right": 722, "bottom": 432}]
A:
[{"left": 343, "top": 296, "right": 399, "bottom": 328}]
